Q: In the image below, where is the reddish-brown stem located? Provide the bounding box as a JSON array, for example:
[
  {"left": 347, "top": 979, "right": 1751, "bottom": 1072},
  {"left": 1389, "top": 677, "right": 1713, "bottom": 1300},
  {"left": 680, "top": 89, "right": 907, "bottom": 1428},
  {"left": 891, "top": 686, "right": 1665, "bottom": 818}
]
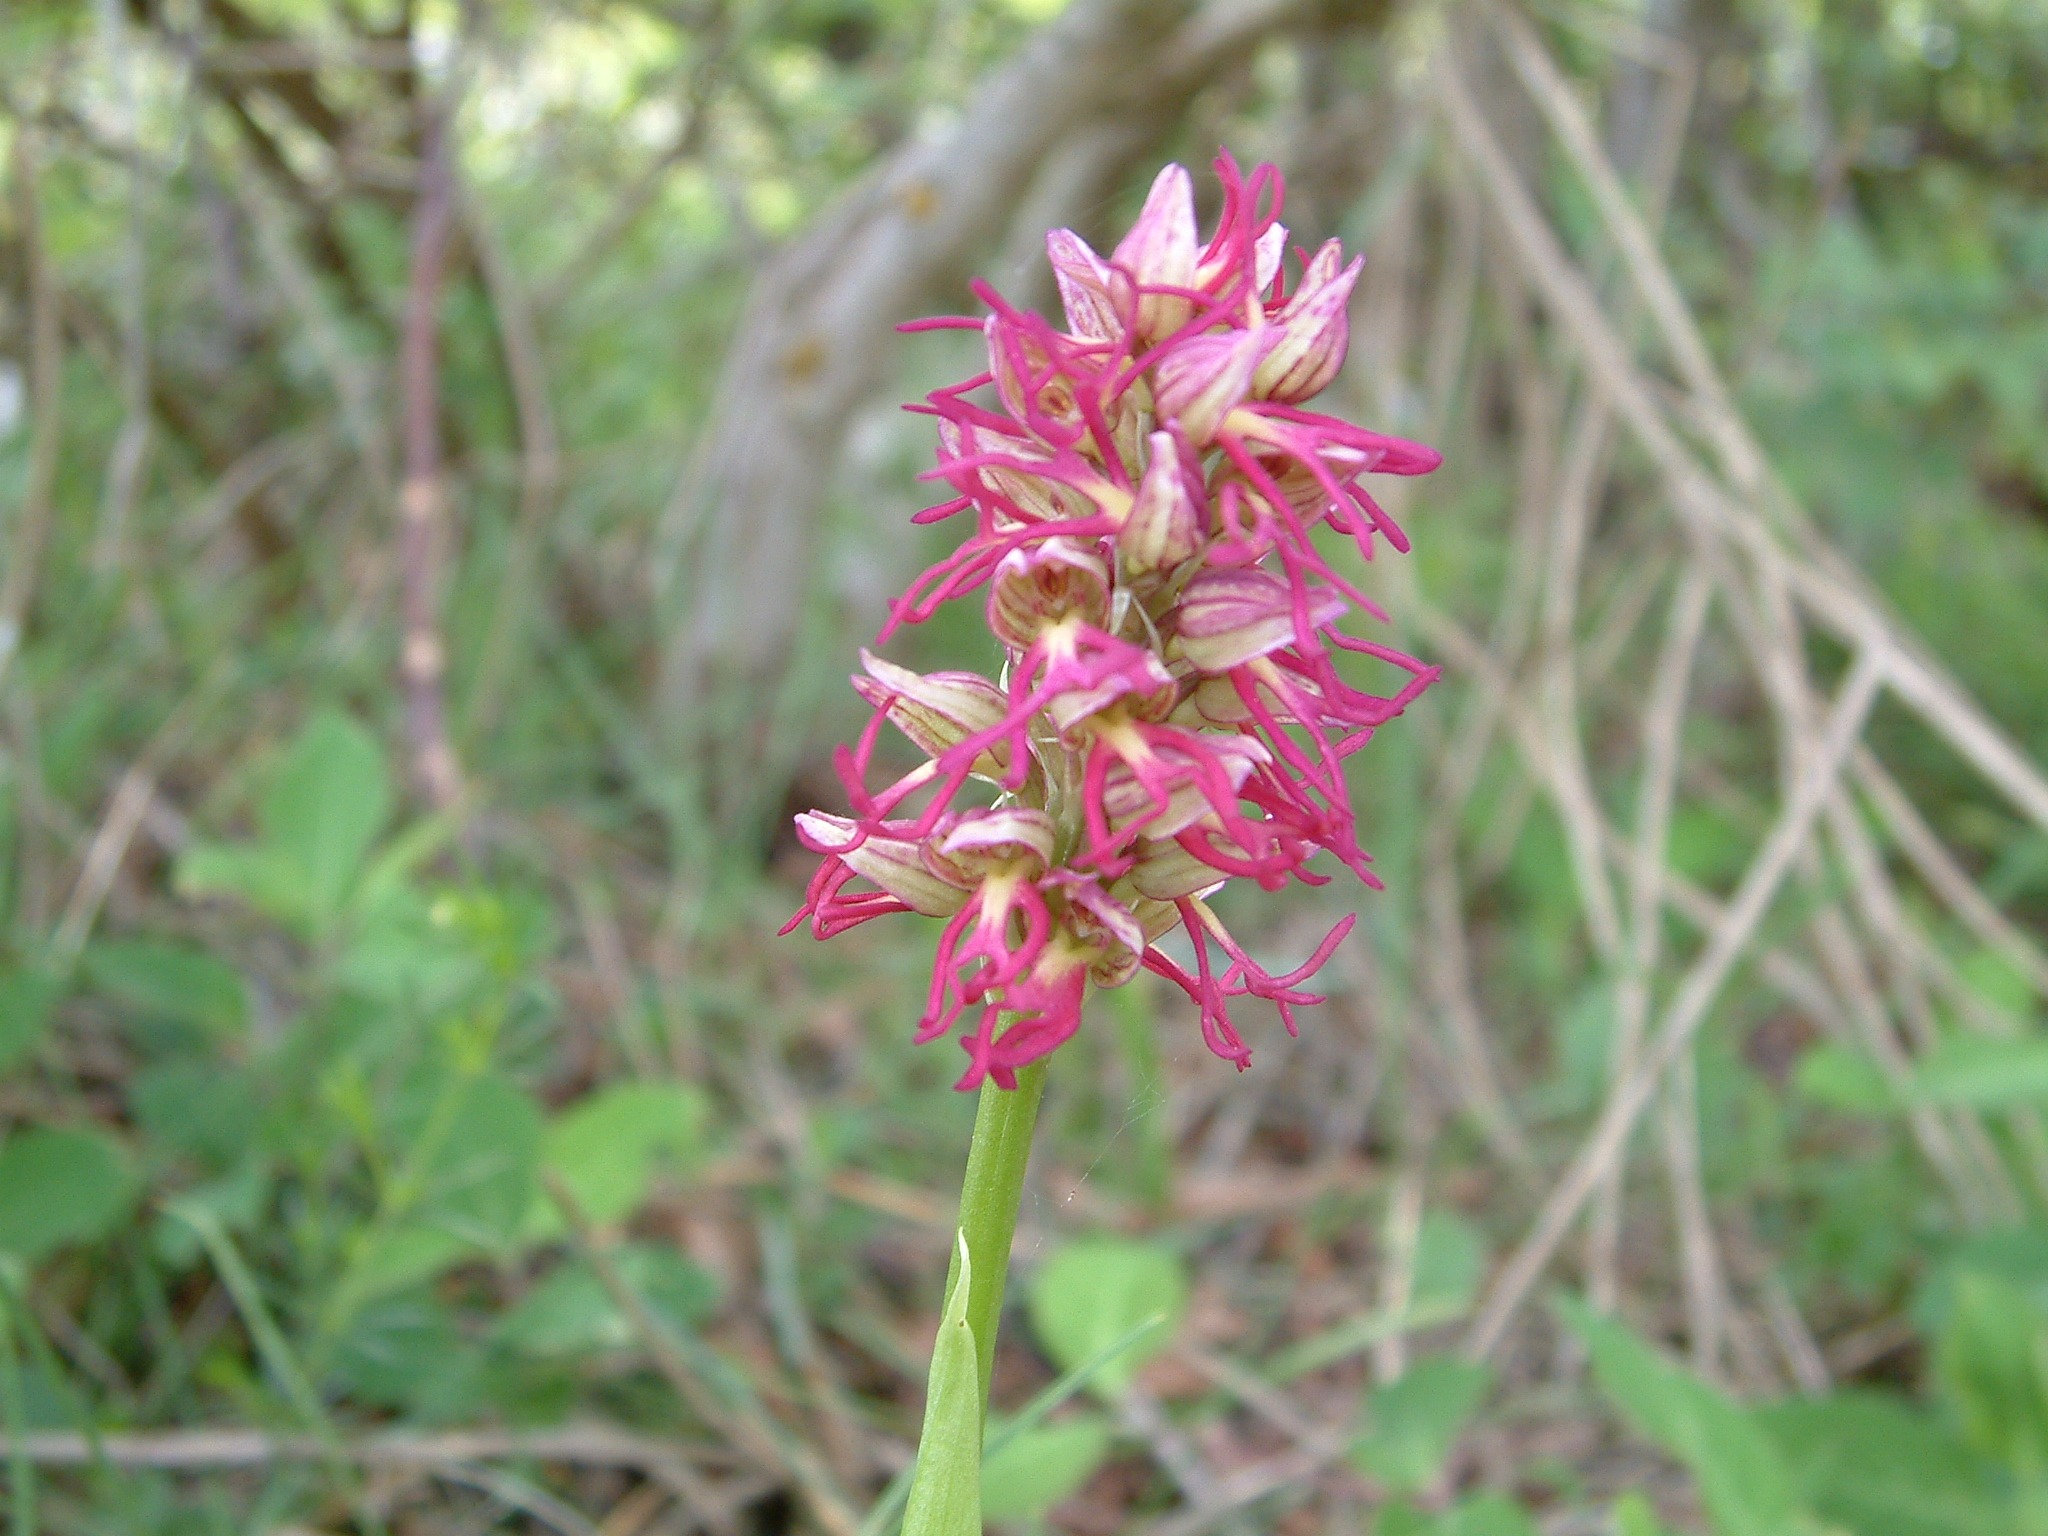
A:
[{"left": 397, "top": 99, "right": 462, "bottom": 813}]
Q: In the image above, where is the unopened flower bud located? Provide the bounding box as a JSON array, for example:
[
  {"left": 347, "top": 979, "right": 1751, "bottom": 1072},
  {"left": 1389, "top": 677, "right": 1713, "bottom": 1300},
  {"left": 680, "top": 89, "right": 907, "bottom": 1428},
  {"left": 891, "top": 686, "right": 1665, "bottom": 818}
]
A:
[
  {"left": 1153, "top": 326, "right": 1280, "bottom": 446},
  {"left": 1046, "top": 229, "right": 1132, "bottom": 344},
  {"left": 1118, "top": 431, "right": 1204, "bottom": 575},
  {"left": 1111, "top": 164, "right": 1198, "bottom": 342},
  {"left": 1251, "top": 242, "right": 1362, "bottom": 403}
]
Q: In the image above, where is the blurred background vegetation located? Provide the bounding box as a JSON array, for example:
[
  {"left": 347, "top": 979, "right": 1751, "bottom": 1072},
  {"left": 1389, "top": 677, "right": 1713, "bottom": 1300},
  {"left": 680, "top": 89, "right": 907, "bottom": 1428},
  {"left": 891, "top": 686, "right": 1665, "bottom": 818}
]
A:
[{"left": 1, "top": 0, "right": 2047, "bottom": 1531}]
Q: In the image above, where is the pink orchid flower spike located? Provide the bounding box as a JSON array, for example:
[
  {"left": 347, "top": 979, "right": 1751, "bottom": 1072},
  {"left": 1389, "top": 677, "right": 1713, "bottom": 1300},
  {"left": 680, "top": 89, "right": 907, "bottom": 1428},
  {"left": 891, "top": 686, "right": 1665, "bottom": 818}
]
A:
[{"left": 787, "top": 152, "right": 1442, "bottom": 1091}]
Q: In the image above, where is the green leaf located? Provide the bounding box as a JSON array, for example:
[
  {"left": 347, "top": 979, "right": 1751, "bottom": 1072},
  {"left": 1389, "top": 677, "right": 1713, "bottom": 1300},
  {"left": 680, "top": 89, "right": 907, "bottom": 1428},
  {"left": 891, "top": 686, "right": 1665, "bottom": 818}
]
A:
[
  {"left": 1350, "top": 1356, "right": 1492, "bottom": 1493},
  {"left": 1757, "top": 1391, "right": 2010, "bottom": 1536},
  {"left": 530, "top": 1080, "right": 706, "bottom": 1236},
  {"left": 1413, "top": 1212, "right": 1487, "bottom": 1314},
  {"left": 82, "top": 941, "right": 246, "bottom": 1037},
  {"left": 411, "top": 1074, "right": 544, "bottom": 1249},
  {"left": 1440, "top": 1497, "right": 1539, "bottom": 1536},
  {"left": 1375, "top": 1496, "right": 1537, "bottom": 1536},
  {"left": 175, "top": 843, "right": 306, "bottom": 929},
  {"left": 901, "top": 1232, "right": 982, "bottom": 1536},
  {"left": 0, "top": 966, "right": 60, "bottom": 1073},
  {"left": 979, "top": 1414, "right": 1112, "bottom": 1524},
  {"left": 1793, "top": 1043, "right": 1897, "bottom": 1114},
  {"left": 259, "top": 711, "right": 391, "bottom": 931},
  {"left": 1026, "top": 1237, "right": 1186, "bottom": 1399},
  {"left": 1559, "top": 1296, "right": 1809, "bottom": 1536},
  {"left": 0, "top": 1127, "right": 139, "bottom": 1263},
  {"left": 1932, "top": 1269, "right": 2048, "bottom": 1475},
  {"left": 329, "top": 1292, "right": 466, "bottom": 1409},
  {"left": 1610, "top": 1493, "right": 1674, "bottom": 1536},
  {"left": 131, "top": 1061, "right": 261, "bottom": 1166},
  {"left": 1908, "top": 1036, "right": 2048, "bottom": 1110},
  {"left": 495, "top": 1245, "right": 721, "bottom": 1357}
]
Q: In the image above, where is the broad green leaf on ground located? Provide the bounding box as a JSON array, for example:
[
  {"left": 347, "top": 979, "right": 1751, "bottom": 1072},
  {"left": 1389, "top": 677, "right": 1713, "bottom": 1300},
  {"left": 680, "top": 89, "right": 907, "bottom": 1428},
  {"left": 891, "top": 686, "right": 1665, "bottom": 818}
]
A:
[
  {"left": 408, "top": 1073, "right": 544, "bottom": 1248},
  {"left": 901, "top": 1233, "right": 981, "bottom": 1536},
  {"left": 1350, "top": 1356, "right": 1492, "bottom": 1493},
  {"left": 527, "top": 1079, "right": 707, "bottom": 1237},
  {"left": 1559, "top": 1296, "right": 1810, "bottom": 1536},
  {"left": 0, "top": 1127, "right": 139, "bottom": 1263},
  {"left": 1905, "top": 1036, "right": 2048, "bottom": 1110},
  {"left": 329, "top": 1291, "right": 467, "bottom": 1409},
  {"left": 1916, "top": 1228, "right": 2048, "bottom": 1330},
  {"left": 349, "top": 1075, "right": 548, "bottom": 1299},
  {"left": 0, "top": 965, "right": 60, "bottom": 1072},
  {"left": 1027, "top": 1237, "right": 1187, "bottom": 1398},
  {"left": 1793, "top": 1043, "right": 1897, "bottom": 1114},
  {"left": 260, "top": 711, "right": 391, "bottom": 928},
  {"left": 979, "top": 1414, "right": 1113, "bottom": 1524},
  {"left": 178, "top": 712, "right": 392, "bottom": 936},
  {"left": 1757, "top": 1391, "right": 2012, "bottom": 1536},
  {"left": 1413, "top": 1211, "right": 1487, "bottom": 1313},
  {"left": 82, "top": 941, "right": 247, "bottom": 1037},
  {"left": 131, "top": 1060, "right": 261, "bottom": 1166},
  {"left": 1377, "top": 1495, "right": 1539, "bottom": 1536},
  {"left": 495, "top": 1245, "right": 721, "bottom": 1356},
  {"left": 1932, "top": 1269, "right": 2048, "bottom": 1474}
]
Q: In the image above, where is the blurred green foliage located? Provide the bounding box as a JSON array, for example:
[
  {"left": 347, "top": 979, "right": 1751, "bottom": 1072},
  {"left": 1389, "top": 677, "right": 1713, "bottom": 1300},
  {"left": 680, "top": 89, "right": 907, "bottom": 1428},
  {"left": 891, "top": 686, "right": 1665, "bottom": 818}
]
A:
[{"left": 0, "top": 0, "right": 2046, "bottom": 1530}]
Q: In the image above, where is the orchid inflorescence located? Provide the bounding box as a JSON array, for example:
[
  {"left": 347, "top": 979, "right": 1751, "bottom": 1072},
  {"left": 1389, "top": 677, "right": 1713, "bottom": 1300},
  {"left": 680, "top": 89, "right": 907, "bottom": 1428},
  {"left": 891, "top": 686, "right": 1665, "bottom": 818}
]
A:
[{"left": 786, "top": 154, "right": 1442, "bottom": 1091}]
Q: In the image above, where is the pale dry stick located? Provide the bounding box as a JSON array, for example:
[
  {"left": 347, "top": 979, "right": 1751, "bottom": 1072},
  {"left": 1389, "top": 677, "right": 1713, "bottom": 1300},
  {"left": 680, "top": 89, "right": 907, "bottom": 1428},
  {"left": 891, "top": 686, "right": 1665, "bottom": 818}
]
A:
[
  {"left": 90, "top": 0, "right": 154, "bottom": 576},
  {"left": 434, "top": 1461, "right": 600, "bottom": 1536},
  {"left": 52, "top": 666, "right": 231, "bottom": 962},
  {"left": 1434, "top": 53, "right": 2048, "bottom": 844},
  {"left": 1421, "top": 156, "right": 1483, "bottom": 430},
  {"left": 0, "top": 128, "right": 63, "bottom": 692},
  {"left": 1373, "top": 1167, "right": 1425, "bottom": 1383},
  {"left": 1729, "top": 547, "right": 2024, "bottom": 1218},
  {"left": 1570, "top": 256, "right": 1699, "bottom": 1315},
  {"left": 0, "top": 1424, "right": 716, "bottom": 1487},
  {"left": 1595, "top": 568, "right": 1712, "bottom": 1326},
  {"left": 570, "top": 879, "right": 662, "bottom": 1079},
  {"left": 1423, "top": 599, "right": 1872, "bottom": 1043},
  {"left": 1142, "top": 1441, "right": 1341, "bottom": 1536},
  {"left": 1851, "top": 747, "right": 2048, "bottom": 995},
  {"left": 464, "top": 190, "right": 565, "bottom": 739},
  {"left": 397, "top": 100, "right": 465, "bottom": 813},
  {"left": 1821, "top": 785, "right": 2048, "bottom": 1202},
  {"left": 1804, "top": 899, "right": 2001, "bottom": 1223},
  {"left": 1405, "top": 221, "right": 1541, "bottom": 1181},
  {"left": 1417, "top": 554, "right": 2005, "bottom": 1228},
  {"left": 1658, "top": 1052, "right": 1726, "bottom": 1377},
  {"left": 1762, "top": 1272, "right": 1831, "bottom": 1396},
  {"left": 1483, "top": 1, "right": 1765, "bottom": 497},
  {"left": 542, "top": 1172, "right": 863, "bottom": 1536},
  {"left": 1464, "top": 649, "right": 1886, "bottom": 1361},
  {"left": 1712, "top": 558, "right": 2009, "bottom": 1219}
]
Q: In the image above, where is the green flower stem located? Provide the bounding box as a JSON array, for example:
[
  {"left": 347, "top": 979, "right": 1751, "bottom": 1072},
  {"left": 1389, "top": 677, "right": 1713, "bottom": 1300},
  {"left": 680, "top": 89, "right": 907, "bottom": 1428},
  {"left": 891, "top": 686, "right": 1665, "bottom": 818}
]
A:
[{"left": 944, "top": 1057, "right": 1049, "bottom": 1416}]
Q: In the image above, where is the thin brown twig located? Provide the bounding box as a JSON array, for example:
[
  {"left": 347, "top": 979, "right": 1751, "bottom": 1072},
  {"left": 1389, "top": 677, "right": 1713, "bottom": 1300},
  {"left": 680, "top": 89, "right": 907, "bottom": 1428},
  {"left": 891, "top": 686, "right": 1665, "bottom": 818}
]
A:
[
  {"left": 0, "top": 127, "right": 63, "bottom": 692},
  {"left": 398, "top": 94, "right": 465, "bottom": 812},
  {"left": 542, "top": 1171, "right": 862, "bottom": 1536}
]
